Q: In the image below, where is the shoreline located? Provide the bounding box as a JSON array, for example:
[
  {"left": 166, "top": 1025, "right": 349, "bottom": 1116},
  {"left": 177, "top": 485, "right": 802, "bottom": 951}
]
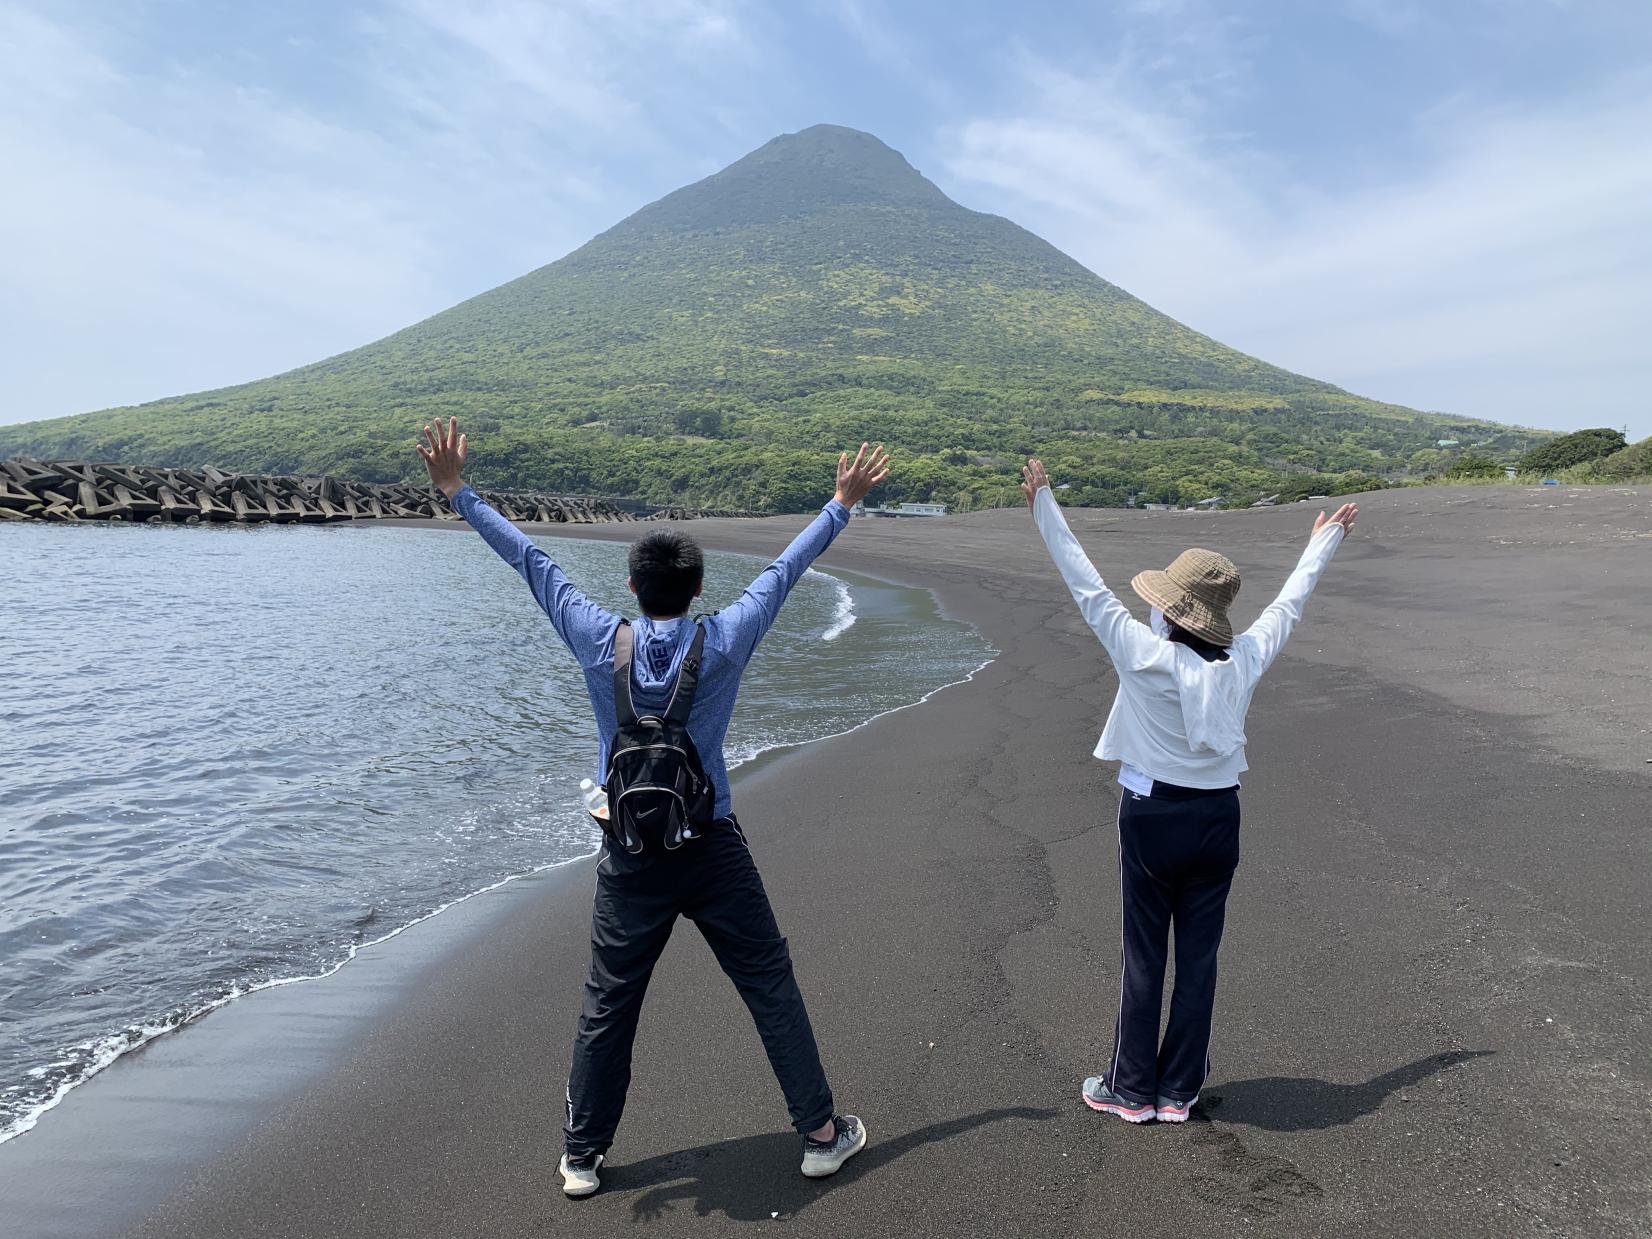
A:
[
  {"left": 0, "top": 550, "right": 989, "bottom": 1154},
  {"left": 2, "top": 484, "right": 1648, "bottom": 1237},
  {"left": 0, "top": 539, "right": 996, "bottom": 1239},
  {"left": 0, "top": 848, "right": 603, "bottom": 1150}
]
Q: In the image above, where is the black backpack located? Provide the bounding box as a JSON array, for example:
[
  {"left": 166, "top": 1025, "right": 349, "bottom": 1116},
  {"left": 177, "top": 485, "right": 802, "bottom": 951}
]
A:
[{"left": 603, "top": 620, "right": 716, "bottom": 854}]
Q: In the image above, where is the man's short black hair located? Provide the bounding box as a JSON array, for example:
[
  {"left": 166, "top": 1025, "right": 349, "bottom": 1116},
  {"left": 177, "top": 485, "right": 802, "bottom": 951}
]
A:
[{"left": 629, "top": 528, "right": 704, "bottom": 617}]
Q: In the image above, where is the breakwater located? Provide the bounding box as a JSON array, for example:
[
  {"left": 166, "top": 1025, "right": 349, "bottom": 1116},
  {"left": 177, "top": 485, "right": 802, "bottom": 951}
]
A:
[{"left": 0, "top": 459, "right": 752, "bottom": 525}]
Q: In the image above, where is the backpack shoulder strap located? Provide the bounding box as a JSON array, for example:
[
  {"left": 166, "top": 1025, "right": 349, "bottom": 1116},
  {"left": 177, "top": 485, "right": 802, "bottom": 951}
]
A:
[
  {"left": 611, "top": 621, "right": 638, "bottom": 726},
  {"left": 663, "top": 623, "right": 707, "bottom": 725}
]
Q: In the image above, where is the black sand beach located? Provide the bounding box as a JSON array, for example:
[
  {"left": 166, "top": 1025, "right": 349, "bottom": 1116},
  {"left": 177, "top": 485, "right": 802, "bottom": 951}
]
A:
[{"left": 3, "top": 483, "right": 1648, "bottom": 1238}]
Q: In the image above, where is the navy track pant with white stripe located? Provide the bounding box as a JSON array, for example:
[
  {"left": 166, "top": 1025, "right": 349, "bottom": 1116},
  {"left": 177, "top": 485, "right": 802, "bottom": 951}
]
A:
[{"left": 1105, "top": 785, "right": 1241, "bottom": 1107}]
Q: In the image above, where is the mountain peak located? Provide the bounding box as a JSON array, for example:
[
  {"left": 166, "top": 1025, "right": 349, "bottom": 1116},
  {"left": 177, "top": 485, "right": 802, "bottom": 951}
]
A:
[
  {"left": 756, "top": 123, "right": 914, "bottom": 165},
  {"left": 611, "top": 123, "right": 951, "bottom": 236}
]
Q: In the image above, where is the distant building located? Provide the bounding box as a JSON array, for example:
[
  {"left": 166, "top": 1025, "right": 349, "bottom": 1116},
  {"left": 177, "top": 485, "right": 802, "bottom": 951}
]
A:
[
  {"left": 864, "top": 501, "right": 948, "bottom": 518},
  {"left": 1196, "top": 497, "right": 1224, "bottom": 509},
  {"left": 1436, "top": 439, "right": 1459, "bottom": 448},
  {"left": 1503, "top": 466, "right": 1519, "bottom": 479},
  {"left": 1143, "top": 502, "right": 1172, "bottom": 512}
]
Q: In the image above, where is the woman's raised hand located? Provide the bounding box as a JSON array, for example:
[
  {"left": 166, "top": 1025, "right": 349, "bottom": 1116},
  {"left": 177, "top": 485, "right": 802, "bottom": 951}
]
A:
[
  {"left": 1312, "top": 502, "right": 1358, "bottom": 538},
  {"left": 1020, "top": 458, "right": 1051, "bottom": 509}
]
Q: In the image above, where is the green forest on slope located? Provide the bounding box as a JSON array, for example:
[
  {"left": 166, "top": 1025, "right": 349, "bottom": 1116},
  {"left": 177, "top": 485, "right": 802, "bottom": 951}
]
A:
[{"left": 0, "top": 125, "right": 1546, "bottom": 512}]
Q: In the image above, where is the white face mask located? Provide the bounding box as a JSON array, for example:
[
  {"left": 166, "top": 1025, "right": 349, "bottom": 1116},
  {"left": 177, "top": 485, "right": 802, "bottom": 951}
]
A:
[{"left": 1150, "top": 607, "right": 1171, "bottom": 638}]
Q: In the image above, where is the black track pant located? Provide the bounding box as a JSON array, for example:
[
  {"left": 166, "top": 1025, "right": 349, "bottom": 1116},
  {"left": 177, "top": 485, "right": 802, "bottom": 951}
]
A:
[
  {"left": 1104, "top": 785, "right": 1241, "bottom": 1107},
  {"left": 563, "top": 817, "right": 834, "bottom": 1160}
]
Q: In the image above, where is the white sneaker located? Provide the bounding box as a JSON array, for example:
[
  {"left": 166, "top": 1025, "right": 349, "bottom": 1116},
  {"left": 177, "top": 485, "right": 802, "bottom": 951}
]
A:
[
  {"left": 800, "top": 1115, "right": 867, "bottom": 1178},
  {"left": 559, "top": 1152, "right": 604, "bottom": 1197}
]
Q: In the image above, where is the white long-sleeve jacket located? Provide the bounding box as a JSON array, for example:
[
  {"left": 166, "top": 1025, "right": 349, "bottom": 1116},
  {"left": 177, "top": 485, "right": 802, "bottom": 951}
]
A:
[{"left": 1031, "top": 487, "right": 1346, "bottom": 790}]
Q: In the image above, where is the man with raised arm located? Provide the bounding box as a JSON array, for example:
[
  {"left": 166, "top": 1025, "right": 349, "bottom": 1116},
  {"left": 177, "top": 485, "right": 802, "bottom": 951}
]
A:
[
  {"left": 1020, "top": 457, "right": 1357, "bottom": 1126},
  {"left": 417, "top": 417, "right": 888, "bottom": 1197}
]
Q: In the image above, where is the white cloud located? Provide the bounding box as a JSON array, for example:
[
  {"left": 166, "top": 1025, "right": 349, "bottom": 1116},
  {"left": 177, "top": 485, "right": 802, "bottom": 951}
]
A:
[
  {"left": 0, "top": 6, "right": 445, "bottom": 422},
  {"left": 0, "top": 0, "right": 763, "bottom": 424},
  {"left": 824, "top": 0, "right": 956, "bottom": 108},
  {"left": 939, "top": 56, "right": 1652, "bottom": 434},
  {"left": 383, "top": 0, "right": 753, "bottom": 136},
  {"left": 1342, "top": 0, "right": 1430, "bottom": 37}
]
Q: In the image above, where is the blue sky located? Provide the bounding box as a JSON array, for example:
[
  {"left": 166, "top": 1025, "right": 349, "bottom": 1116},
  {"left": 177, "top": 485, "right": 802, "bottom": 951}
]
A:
[{"left": 2, "top": 0, "right": 1649, "bottom": 437}]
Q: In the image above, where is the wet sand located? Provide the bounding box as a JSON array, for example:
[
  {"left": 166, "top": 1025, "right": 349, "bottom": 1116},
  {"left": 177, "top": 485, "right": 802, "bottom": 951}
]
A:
[{"left": 3, "top": 483, "right": 1648, "bottom": 1238}]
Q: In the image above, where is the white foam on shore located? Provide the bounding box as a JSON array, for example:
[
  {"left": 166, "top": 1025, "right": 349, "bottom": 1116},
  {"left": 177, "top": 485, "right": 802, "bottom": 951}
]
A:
[
  {"left": 0, "top": 848, "right": 597, "bottom": 1147},
  {"left": 0, "top": 571, "right": 996, "bottom": 1150},
  {"left": 813, "top": 570, "right": 857, "bottom": 641},
  {"left": 722, "top": 649, "right": 999, "bottom": 771}
]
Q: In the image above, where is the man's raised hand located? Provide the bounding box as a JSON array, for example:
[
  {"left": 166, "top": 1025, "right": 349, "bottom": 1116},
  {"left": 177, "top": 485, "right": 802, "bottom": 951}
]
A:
[
  {"left": 1020, "top": 458, "right": 1051, "bottom": 509},
  {"left": 416, "top": 416, "right": 467, "bottom": 499},
  {"left": 834, "top": 442, "right": 891, "bottom": 507},
  {"left": 1312, "top": 502, "right": 1358, "bottom": 539}
]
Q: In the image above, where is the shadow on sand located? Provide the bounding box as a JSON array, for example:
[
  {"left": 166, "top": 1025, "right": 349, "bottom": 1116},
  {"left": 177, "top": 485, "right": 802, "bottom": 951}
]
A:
[
  {"left": 1199, "top": 1049, "right": 1494, "bottom": 1131},
  {"left": 593, "top": 1106, "right": 1056, "bottom": 1223}
]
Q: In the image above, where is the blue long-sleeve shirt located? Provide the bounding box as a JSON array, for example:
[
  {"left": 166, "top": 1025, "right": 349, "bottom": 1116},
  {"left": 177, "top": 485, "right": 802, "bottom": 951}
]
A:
[{"left": 450, "top": 485, "right": 851, "bottom": 818}]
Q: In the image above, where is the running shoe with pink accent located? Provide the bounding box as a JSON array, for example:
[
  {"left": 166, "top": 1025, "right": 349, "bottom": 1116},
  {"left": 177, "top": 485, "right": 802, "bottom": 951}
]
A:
[
  {"left": 1155, "top": 1093, "right": 1199, "bottom": 1123},
  {"left": 1082, "top": 1076, "right": 1156, "bottom": 1123}
]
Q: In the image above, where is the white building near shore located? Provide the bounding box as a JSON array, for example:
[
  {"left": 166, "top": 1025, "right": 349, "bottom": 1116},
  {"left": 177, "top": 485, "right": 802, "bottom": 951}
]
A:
[{"left": 859, "top": 501, "right": 948, "bottom": 517}]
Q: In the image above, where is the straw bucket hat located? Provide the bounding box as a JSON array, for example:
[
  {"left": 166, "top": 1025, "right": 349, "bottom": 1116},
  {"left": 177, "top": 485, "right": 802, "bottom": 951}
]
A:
[{"left": 1131, "top": 548, "right": 1241, "bottom": 646}]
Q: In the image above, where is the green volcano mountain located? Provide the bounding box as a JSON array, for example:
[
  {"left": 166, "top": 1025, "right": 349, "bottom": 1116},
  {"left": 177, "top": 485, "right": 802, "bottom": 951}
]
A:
[{"left": 0, "top": 124, "right": 1537, "bottom": 510}]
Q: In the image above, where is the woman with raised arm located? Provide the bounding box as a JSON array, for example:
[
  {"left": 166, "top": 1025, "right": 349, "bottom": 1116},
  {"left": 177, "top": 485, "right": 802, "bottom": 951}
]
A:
[{"left": 1020, "top": 459, "right": 1357, "bottom": 1125}]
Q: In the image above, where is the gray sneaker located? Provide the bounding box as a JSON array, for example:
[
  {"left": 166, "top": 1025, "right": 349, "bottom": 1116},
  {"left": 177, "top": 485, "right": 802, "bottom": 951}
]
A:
[
  {"left": 1155, "top": 1093, "right": 1199, "bottom": 1123},
  {"left": 559, "top": 1152, "right": 604, "bottom": 1197},
  {"left": 801, "top": 1115, "right": 867, "bottom": 1178},
  {"left": 1082, "top": 1076, "right": 1156, "bottom": 1123}
]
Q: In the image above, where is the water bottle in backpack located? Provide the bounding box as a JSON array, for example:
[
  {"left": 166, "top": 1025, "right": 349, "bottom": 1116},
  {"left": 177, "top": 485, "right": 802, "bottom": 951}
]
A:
[{"left": 579, "top": 778, "right": 609, "bottom": 822}]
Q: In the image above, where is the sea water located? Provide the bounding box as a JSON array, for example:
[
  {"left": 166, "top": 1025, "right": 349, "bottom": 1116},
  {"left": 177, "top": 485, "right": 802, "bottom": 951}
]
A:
[{"left": 0, "top": 520, "right": 991, "bottom": 1142}]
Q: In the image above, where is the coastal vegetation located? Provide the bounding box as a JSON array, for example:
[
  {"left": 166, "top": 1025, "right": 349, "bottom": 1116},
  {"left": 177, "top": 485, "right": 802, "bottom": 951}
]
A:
[
  {"left": 1516, "top": 427, "right": 1627, "bottom": 474},
  {"left": 1588, "top": 434, "right": 1652, "bottom": 479},
  {"left": 1406, "top": 426, "right": 1652, "bottom": 491},
  {"left": 1423, "top": 433, "right": 1650, "bottom": 489},
  {"left": 0, "top": 126, "right": 1559, "bottom": 513}
]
